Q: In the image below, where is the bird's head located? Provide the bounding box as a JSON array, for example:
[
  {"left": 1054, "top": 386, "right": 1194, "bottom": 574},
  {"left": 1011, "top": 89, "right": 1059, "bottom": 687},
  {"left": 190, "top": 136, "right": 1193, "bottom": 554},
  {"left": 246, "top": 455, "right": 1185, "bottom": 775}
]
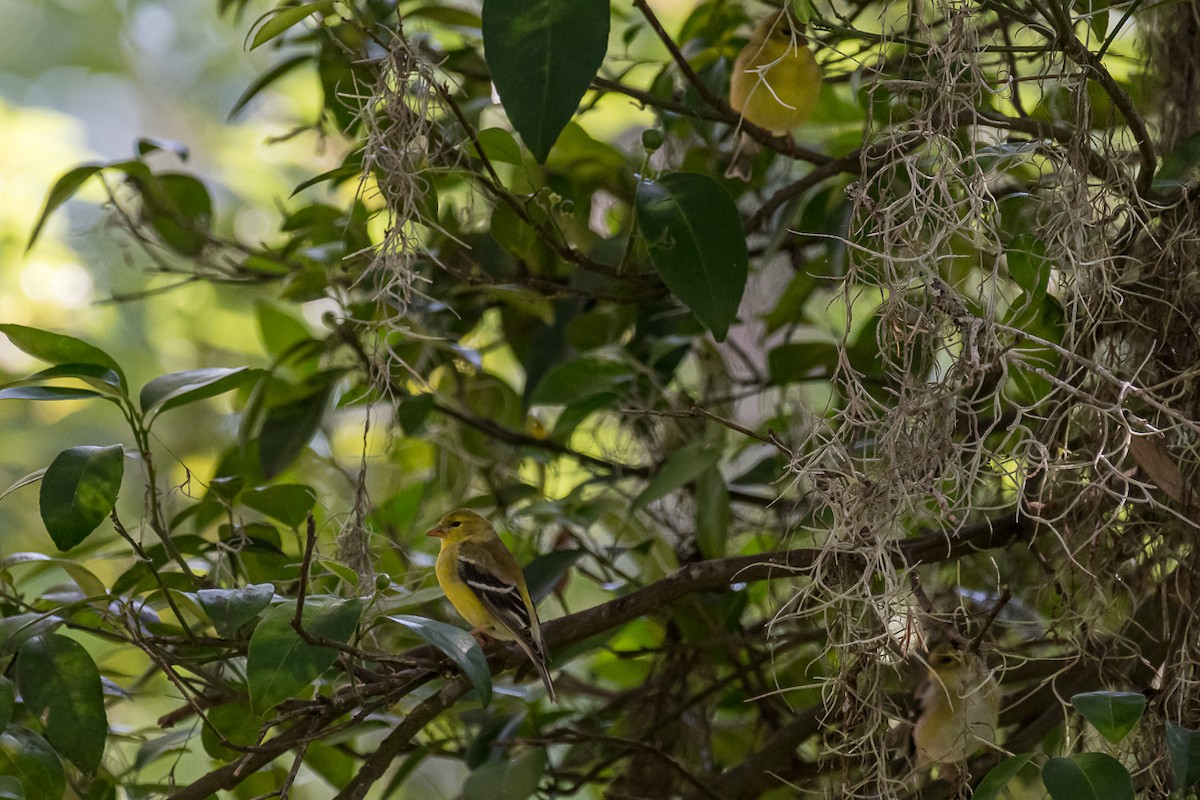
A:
[{"left": 426, "top": 508, "right": 490, "bottom": 540}]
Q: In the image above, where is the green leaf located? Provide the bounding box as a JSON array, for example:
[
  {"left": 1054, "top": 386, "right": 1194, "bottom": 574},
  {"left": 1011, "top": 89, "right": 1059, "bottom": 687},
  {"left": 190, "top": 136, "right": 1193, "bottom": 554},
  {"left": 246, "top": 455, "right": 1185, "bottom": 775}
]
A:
[
  {"left": 1071, "top": 691, "right": 1146, "bottom": 745},
  {"left": 0, "top": 387, "right": 101, "bottom": 402},
  {"left": 0, "top": 325, "right": 126, "bottom": 391},
  {"left": 635, "top": 173, "right": 749, "bottom": 341},
  {"left": 256, "top": 381, "right": 336, "bottom": 479},
  {"left": 1167, "top": 723, "right": 1200, "bottom": 790},
  {"left": 529, "top": 357, "right": 630, "bottom": 406},
  {"left": 695, "top": 466, "right": 731, "bottom": 559},
  {"left": 137, "top": 173, "right": 213, "bottom": 256},
  {"left": 240, "top": 484, "right": 316, "bottom": 528},
  {"left": 462, "top": 748, "right": 547, "bottom": 800},
  {"left": 229, "top": 54, "right": 312, "bottom": 119},
  {"left": 197, "top": 583, "right": 275, "bottom": 638},
  {"left": 0, "top": 470, "right": 45, "bottom": 502},
  {"left": 246, "top": 597, "right": 363, "bottom": 714},
  {"left": 1007, "top": 234, "right": 1051, "bottom": 303},
  {"left": 768, "top": 341, "right": 839, "bottom": 384},
  {"left": 632, "top": 441, "right": 722, "bottom": 513},
  {"left": 26, "top": 164, "right": 103, "bottom": 252},
  {"left": 0, "top": 614, "right": 64, "bottom": 658},
  {"left": 0, "top": 553, "right": 107, "bottom": 598},
  {"left": 39, "top": 445, "right": 125, "bottom": 551},
  {"left": 0, "top": 775, "right": 21, "bottom": 800},
  {"left": 0, "top": 677, "right": 13, "bottom": 730},
  {"left": 139, "top": 367, "right": 257, "bottom": 419},
  {"left": 256, "top": 302, "right": 312, "bottom": 358},
  {"left": 16, "top": 634, "right": 108, "bottom": 771},
  {"left": 1042, "top": 753, "right": 1134, "bottom": 800},
  {"left": 523, "top": 549, "right": 583, "bottom": 604},
  {"left": 0, "top": 727, "right": 65, "bottom": 800},
  {"left": 386, "top": 615, "right": 493, "bottom": 706},
  {"left": 250, "top": 0, "right": 334, "bottom": 49},
  {"left": 975, "top": 754, "right": 1040, "bottom": 800},
  {"left": 481, "top": 0, "right": 609, "bottom": 162},
  {"left": 472, "top": 128, "right": 525, "bottom": 166}
]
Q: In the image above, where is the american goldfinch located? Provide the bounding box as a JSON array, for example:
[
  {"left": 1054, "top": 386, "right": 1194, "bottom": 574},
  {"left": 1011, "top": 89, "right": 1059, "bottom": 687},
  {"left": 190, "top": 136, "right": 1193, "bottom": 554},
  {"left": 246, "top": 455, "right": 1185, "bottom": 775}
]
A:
[
  {"left": 726, "top": 10, "right": 823, "bottom": 179},
  {"left": 912, "top": 648, "right": 1000, "bottom": 777},
  {"left": 427, "top": 509, "right": 558, "bottom": 703}
]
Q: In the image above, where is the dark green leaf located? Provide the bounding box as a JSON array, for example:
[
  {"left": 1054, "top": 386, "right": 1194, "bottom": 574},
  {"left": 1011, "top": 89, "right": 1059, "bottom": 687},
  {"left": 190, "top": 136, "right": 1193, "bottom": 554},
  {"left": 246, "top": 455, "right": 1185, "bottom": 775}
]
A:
[
  {"left": 1007, "top": 235, "right": 1051, "bottom": 302},
  {"left": 0, "top": 776, "right": 20, "bottom": 800},
  {"left": 386, "top": 615, "right": 493, "bottom": 706},
  {"left": 1071, "top": 691, "right": 1146, "bottom": 745},
  {"left": 472, "top": 128, "right": 524, "bottom": 165},
  {"left": 0, "top": 325, "right": 125, "bottom": 391},
  {"left": 256, "top": 382, "right": 336, "bottom": 479},
  {"left": 246, "top": 597, "right": 363, "bottom": 714},
  {"left": 1168, "top": 723, "right": 1200, "bottom": 790},
  {"left": 197, "top": 583, "right": 275, "bottom": 638},
  {"left": 523, "top": 549, "right": 583, "bottom": 603},
  {"left": 0, "top": 677, "right": 13, "bottom": 730},
  {"left": 25, "top": 363, "right": 124, "bottom": 395},
  {"left": 229, "top": 54, "right": 312, "bottom": 119},
  {"left": 635, "top": 173, "right": 749, "bottom": 341},
  {"left": 136, "top": 137, "right": 189, "bottom": 160},
  {"left": 256, "top": 302, "right": 312, "bottom": 358},
  {"left": 530, "top": 357, "right": 630, "bottom": 406},
  {"left": 39, "top": 445, "right": 125, "bottom": 551},
  {"left": 0, "top": 553, "right": 106, "bottom": 597},
  {"left": 482, "top": 0, "right": 609, "bottom": 162},
  {"left": 975, "top": 754, "right": 1040, "bottom": 800},
  {"left": 240, "top": 484, "right": 316, "bottom": 527},
  {"left": 1158, "top": 132, "right": 1200, "bottom": 184},
  {"left": 768, "top": 342, "right": 839, "bottom": 384},
  {"left": 1042, "top": 753, "right": 1134, "bottom": 800},
  {"left": 17, "top": 634, "right": 108, "bottom": 771},
  {"left": 0, "top": 614, "right": 64, "bottom": 658},
  {"left": 462, "top": 748, "right": 546, "bottom": 800},
  {"left": 396, "top": 394, "right": 435, "bottom": 435},
  {"left": 26, "top": 164, "right": 103, "bottom": 252},
  {"left": 250, "top": 0, "right": 334, "bottom": 49},
  {"left": 695, "top": 466, "right": 731, "bottom": 559},
  {"left": 0, "top": 727, "right": 65, "bottom": 800},
  {"left": 0, "top": 387, "right": 101, "bottom": 402},
  {"left": 632, "top": 441, "right": 722, "bottom": 513},
  {"left": 133, "top": 730, "right": 196, "bottom": 772},
  {"left": 140, "top": 367, "right": 256, "bottom": 418},
  {"left": 138, "top": 173, "right": 213, "bottom": 256}
]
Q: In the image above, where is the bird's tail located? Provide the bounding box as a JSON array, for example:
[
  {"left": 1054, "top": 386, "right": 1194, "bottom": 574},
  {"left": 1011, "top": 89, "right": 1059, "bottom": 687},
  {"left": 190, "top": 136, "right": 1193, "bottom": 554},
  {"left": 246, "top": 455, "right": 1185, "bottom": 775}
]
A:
[{"left": 513, "top": 636, "right": 558, "bottom": 704}]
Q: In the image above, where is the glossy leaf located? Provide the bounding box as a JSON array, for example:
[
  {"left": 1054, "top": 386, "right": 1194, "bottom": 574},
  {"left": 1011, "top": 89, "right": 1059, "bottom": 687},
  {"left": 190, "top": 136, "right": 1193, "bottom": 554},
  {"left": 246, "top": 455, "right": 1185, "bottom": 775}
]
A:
[
  {"left": 462, "top": 748, "right": 546, "bottom": 800},
  {"left": 1167, "top": 723, "right": 1200, "bottom": 790},
  {"left": 529, "top": 357, "right": 630, "bottom": 406},
  {"left": 1042, "top": 753, "right": 1134, "bottom": 800},
  {"left": 1071, "top": 691, "right": 1146, "bottom": 745},
  {"left": 240, "top": 484, "right": 316, "bottom": 527},
  {"left": 975, "top": 754, "right": 1040, "bottom": 800},
  {"left": 523, "top": 549, "right": 583, "bottom": 604},
  {"left": 0, "top": 727, "right": 65, "bottom": 800},
  {"left": 0, "top": 552, "right": 107, "bottom": 598},
  {"left": 139, "top": 367, "right": 256, "bottom": 419},
  {"left": 0, "top": 614, "right": 64, "bottom": 657},
  {"left": 768, "top": 342, "right": 840, "bottom": 384},
  {"left": 197, "top": 583, "right": 275, "bottom": 638},
  {"left": 0, "top": 325, "right": 126, "bottom": 391},
  {"left": 256, "top": 382, "right": 336, "bottom": 479},
  {"left": 387, "top": 615, "right": 493, "bottom": 706},
  {"left": 632, "top": 441, "right": 722, "bottom": 513},
  {"left": 17, "top": 634, "right": 108, "bottom": 771},
  {"left": 250, "top": 0, "right": 334, "bottom": 49},
  {"left": 26, "top": 164, "right": 103, "bottom": 252},
  {"left": 0, "top": 676, "right": 13, "bottom": 730},
  {"left": 482, "top": 0, "right": 609, "bottom": 162},
  {"left": 0, "top": 387, "right": 101, "bottom": 402},
  {"left": 246, "top": 597, "right": 363, "bottom": 714},
  {"left": 635, "top": 173, "right": 749, "bottom": 341},
  {"left": 39, "top": 445, "right": 125, "bottom": 551}
]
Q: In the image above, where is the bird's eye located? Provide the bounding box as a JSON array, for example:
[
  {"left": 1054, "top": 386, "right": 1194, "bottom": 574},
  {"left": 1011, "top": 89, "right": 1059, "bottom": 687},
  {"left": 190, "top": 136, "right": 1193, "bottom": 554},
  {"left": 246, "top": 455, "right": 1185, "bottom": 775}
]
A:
[{"left": 449, "top": 521, "right": 461, "bottom": 528}]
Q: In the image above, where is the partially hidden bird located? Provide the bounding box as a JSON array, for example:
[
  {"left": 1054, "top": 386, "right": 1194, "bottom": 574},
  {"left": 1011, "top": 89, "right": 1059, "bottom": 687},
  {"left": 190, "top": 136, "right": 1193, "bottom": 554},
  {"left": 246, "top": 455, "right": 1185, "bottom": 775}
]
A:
[
  {"left": 726, "top": 9, "right": 823, "bottom": 179},
  {"left": 911, "top": 648, "right": 1000, "bottom": 778},
  {"left": 427, "top": 508, "right": 558, "bottom": 703}
]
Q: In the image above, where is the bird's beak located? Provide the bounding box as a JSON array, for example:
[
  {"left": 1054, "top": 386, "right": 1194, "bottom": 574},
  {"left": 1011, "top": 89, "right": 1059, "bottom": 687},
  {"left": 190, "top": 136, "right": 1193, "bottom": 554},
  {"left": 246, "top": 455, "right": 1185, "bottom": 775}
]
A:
[{"left": 426, "top": 525, "right": 445, "bottom": 539}]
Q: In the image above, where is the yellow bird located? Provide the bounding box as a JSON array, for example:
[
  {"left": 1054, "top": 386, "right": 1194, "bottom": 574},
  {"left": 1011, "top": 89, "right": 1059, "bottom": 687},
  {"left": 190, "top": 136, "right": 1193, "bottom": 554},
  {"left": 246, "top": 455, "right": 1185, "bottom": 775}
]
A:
[
  {"left": 912, "top": 648, "right": 1000, "bottom": 777},
  {"left": 726, "top": 9, "right": 823, "bottom": 178},
  {"left": 427, "top": 509, "right": 558, "bottom": 703}
]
